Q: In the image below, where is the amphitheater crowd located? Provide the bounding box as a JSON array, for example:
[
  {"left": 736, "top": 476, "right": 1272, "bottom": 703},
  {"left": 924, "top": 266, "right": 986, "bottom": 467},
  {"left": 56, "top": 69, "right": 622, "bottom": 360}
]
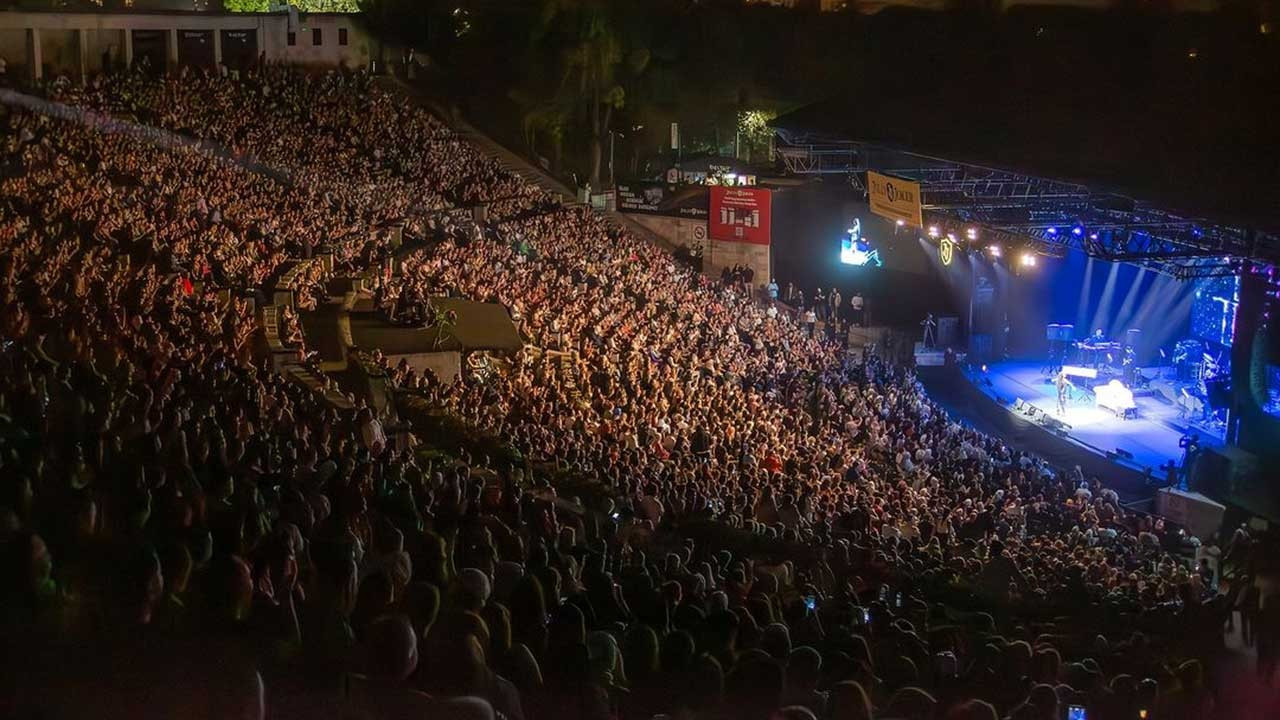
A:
[{"left": 1, "top": 65, "right": 1276, "bottom": 720}]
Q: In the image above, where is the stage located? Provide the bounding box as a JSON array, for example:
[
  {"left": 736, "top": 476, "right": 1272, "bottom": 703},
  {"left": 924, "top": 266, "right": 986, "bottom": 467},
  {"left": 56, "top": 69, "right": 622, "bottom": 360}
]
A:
[{"left": 969, "top": 361, "right": 1222, "bottom": 475}]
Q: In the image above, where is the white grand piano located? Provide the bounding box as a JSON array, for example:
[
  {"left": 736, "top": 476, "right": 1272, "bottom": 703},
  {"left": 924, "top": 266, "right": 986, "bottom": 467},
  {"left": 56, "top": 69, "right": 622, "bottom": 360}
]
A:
[{"left": 1093, "top": 379, "right": 1136, "bottom": 419}]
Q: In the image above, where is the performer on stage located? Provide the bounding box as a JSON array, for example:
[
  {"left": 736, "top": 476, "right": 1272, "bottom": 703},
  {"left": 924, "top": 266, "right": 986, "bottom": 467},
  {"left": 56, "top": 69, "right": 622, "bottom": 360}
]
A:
[
  {"left": 1122, "top": 345, "right": 1138, "bottom": 385},
  {"left": 1055, "top": 369, "right": 1070, "bottom": 415},
  {"left": 921, "top": 313, "right": 937, "bottom": 349},
  {"left": 1085, "top": 328, "right": 1109, "bottom": 368}
]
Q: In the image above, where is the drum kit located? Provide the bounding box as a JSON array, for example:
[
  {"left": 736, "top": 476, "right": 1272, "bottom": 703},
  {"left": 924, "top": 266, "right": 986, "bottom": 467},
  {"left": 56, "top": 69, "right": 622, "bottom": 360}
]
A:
[
  {"left": 1168, "top": 338, "right": 1229, "bottom": 425},
  {"left": 1172, "top": 339, "right": 1208, "bottom": 381}
]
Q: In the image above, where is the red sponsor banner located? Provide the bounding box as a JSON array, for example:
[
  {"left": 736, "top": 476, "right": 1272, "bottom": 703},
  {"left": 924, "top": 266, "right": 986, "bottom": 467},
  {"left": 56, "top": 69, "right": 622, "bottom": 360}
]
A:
[{"left": 710, "top": 186, "right": 772, "bottom": 245}]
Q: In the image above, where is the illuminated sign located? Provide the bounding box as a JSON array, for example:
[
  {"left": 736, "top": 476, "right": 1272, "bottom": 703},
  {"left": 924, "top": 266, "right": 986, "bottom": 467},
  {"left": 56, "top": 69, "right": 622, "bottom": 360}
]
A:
[
  {"left": 867, "top": 170, "right": 923, "bottom": 228},
  {"left": 709, "top": 186, "right": 772, "bottom": 245},
  {"left": 940, "top": 236, "right": 955, "bottom": 266}
]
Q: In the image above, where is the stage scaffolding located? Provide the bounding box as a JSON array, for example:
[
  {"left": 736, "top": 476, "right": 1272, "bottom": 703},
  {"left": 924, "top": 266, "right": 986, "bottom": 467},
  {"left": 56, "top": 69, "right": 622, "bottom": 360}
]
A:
[{"left": 773, "top": 134, "right": 1279, "bottom": 279}]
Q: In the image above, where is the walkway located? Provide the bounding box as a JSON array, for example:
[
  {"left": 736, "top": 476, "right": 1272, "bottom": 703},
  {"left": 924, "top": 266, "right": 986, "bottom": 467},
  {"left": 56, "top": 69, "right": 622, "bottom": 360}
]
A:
[{"left": 1213, "top": 618, "right": 1280, "bottom": 717}]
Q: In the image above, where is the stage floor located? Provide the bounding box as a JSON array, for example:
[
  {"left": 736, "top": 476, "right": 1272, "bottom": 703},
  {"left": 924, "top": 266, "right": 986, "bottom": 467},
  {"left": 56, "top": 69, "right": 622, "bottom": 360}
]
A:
[{"left": 972, "top": 361, "right": 1220, "bottom": 473}]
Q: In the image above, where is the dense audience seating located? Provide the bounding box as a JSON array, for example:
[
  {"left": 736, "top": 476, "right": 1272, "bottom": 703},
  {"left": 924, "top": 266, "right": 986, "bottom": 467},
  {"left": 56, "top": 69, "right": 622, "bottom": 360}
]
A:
[{"left": 0, "top": 65, "right": 1267, "bottom": 720}]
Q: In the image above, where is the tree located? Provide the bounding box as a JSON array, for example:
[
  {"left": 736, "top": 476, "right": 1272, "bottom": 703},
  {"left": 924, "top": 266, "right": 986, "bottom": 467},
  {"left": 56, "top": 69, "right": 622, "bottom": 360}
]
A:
[
  {"left": 223, "top": 0, "right": 360, "bottom": 11},
  {"left": 508, "top": 88, "right": 570, "bottom": 174},
  {"left": 223, "top": 0, "right": 270, "bottom": 11},
  {"left": 521, "top": 0, "right": 649, "bottom": 189},
  {"left": 736, "top": 109, "right": 776, "bottom": 163}
]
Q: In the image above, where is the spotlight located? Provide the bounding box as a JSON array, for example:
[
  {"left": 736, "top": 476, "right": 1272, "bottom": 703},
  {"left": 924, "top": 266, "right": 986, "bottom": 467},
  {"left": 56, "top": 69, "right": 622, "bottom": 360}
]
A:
[
  {"left": 1089, "top": 233, "right": 1098, "bottom": 240},
  {"left": 895, "top": 219, "right": 906, "bottom": 227},
  {"left": 1020, "top": 253, "right": 1037, "bottom": 267},
  {"left": 927, "top": 225, "right": 940, "bottom": 238},
  {"left": 966, "top": 227, "right": 978, "bottom": 241},
  {"left": 987, "top": 244, "right": 1001, "bottom": 257},
  {"left": 1072, "top": 226, "right": 1084, "bottom": 236},
  {"left": 1046, "top": 227, "right": 1058, "bottom": 236}
]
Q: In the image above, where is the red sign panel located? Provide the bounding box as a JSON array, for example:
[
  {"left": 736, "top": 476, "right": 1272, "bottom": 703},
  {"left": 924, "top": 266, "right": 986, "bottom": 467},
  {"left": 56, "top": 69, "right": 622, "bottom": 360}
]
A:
[{"left": 709, "top": 186, "right": 772, "bottom": 245}]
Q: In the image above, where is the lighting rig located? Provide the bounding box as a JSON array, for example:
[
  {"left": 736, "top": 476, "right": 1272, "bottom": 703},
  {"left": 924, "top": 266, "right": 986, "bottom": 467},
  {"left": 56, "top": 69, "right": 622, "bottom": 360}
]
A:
[{"left": 780, "top": 136, "right": 1279, "bottom": 279}]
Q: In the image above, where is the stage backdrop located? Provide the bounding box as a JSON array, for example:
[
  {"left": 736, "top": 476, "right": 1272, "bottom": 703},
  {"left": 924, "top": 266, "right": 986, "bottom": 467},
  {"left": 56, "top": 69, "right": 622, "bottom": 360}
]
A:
[{"left": 992, "top": 251, "right": 1196, "bottom": 362}]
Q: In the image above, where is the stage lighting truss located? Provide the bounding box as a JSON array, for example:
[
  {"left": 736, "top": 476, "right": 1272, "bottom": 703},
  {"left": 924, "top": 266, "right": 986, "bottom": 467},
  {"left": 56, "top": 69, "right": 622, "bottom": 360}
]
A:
[
  {"left": 932, "top": 199, "right": 1276, "bottom": 279},
  {"left": 774, "top": 136, "right": 1279, "bottom": 278},
  {"left": 993, "top": 206, "right": 1271, "bottom": 279}
]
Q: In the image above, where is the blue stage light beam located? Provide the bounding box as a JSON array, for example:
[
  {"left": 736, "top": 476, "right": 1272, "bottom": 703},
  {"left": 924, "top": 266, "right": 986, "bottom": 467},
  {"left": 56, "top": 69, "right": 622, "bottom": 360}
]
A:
[
  {"left": 1128, "top": 272, "right": 1168, "bottom": 335},
  {"left": 1130, "top": 274, "right": 1196, "bottom": 357},
  {"left": 1090, "top": 261, "right": 1121, "bottom": 338},
  {"left": 1144, "top": 285, "right": 1197, "bottom": 356},
  {"left": 1075, "top": 256, "right": 1095, "bottom": 333},
  {"left": 1113, "top": 267, "right": 1149, "bottom": 336}
]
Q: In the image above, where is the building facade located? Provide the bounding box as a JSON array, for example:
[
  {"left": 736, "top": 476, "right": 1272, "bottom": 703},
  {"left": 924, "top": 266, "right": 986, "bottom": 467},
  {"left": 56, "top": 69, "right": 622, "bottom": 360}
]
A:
[{"left": 0, "top": 9, "right": 373, "bottom": 82}]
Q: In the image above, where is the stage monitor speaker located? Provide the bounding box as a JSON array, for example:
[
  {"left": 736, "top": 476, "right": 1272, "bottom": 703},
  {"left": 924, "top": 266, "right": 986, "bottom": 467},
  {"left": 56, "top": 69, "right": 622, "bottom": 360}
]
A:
[
  {"left": 1151, "top": 381, "right": 1178, "bottom": 405},
  {"left": 1038, "top": 415, "right": 1071, "bottom": 435},
  {"left": 1047, "top": 324, "right": 1074, "bottom": 342}
]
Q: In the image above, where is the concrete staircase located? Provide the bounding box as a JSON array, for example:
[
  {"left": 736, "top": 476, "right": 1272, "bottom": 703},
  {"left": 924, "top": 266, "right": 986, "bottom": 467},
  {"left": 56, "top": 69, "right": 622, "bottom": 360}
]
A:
[
  {"left": 539, "top": 349, "right": 588, "bottom": 410},
  {"left": 285, "top": 363, "right": 354, "bottom": 410}
]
